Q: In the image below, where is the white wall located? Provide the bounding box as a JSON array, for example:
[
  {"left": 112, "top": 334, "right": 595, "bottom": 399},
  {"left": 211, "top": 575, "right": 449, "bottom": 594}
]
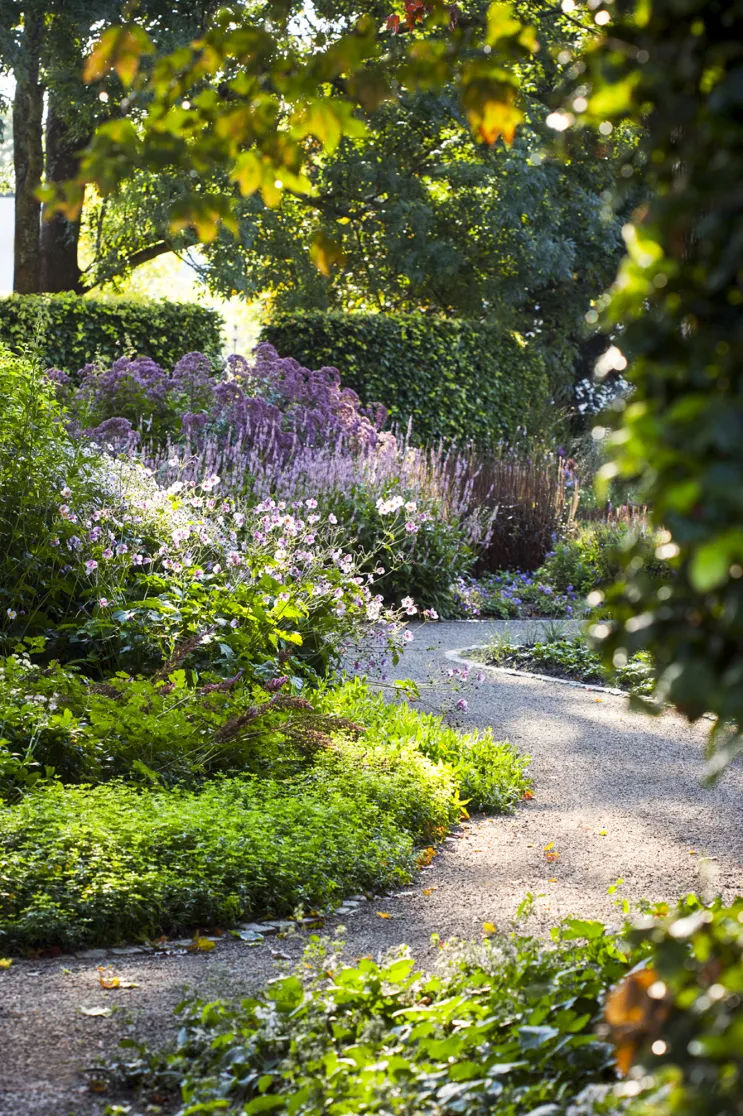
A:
[{"left": 0, "top": 196, "right": 13, "bottom": 293}]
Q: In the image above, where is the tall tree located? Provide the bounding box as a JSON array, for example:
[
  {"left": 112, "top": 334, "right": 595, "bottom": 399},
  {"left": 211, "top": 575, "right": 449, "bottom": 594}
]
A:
[
  {"left": 10, "top": 5, "right": 43, "bottom": 292},
  {"left": 0, "top": 0, "right": 221, "bottom": 293}
]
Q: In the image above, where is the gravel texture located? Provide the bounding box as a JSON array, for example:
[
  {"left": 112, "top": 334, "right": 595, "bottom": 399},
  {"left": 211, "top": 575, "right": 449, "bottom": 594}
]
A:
[{"left": 3, "top": 619, "right": 743, "bottom": 1115}]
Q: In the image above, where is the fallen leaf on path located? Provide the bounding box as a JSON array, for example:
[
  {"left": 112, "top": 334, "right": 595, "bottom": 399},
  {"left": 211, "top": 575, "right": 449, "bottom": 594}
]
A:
[
  {"left": 0, "top": 958, "right": 12, "bottom": 969},
  {"left": 594, "top": 698, "right": 604, "bottom": 703},
  {"left": 548, "top": 878, "right": 558, "bottom": 883},
  {"left": 544, "top": 842, "right": 560, "bottom": 863},
  {"left": 689, "top": 849, "right": 697, "bottom": 855},
  {"left": 377, "top": 912, "right": 393, "bottom": 919},
  {"left": 416, "top": 847, "right": 436, "bottom": 867},
  {"left": 423, "top": 887, "right": 437, "bottom": 896},
  {"left": 188, "top": 933, "right": 216, "bottom": 952},
  {"left": 482, "top": 922, "right": 497, "bottom": 936},
  {"left": 522, "top": 789, "right": 534, "bottom": 800},
  {"left": 98, "top": 972, "right": 120, "bottom": 990},
  {"left": 599, "top": 829, "right": 607, "bottom": 837},
  {"left": 80, "top": 1005, "right": 112, "bottom": 1017}
]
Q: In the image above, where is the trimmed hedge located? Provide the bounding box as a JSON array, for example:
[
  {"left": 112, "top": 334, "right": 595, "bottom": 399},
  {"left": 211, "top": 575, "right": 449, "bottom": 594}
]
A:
[
  {"left": 0, "top": 294, "right": 224, "bottom": 374},
  {"left": 261, "top": 310, "right": 550, "bottom": 445}
]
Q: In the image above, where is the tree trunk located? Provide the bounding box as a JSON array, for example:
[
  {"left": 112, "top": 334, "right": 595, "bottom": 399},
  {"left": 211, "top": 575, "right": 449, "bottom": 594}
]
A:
[
  {"left": 40, "top": 97, "right": 84, "bottom": 293},
  {"left": 12, "top": 8, "right": 44, "bottom": 294}
]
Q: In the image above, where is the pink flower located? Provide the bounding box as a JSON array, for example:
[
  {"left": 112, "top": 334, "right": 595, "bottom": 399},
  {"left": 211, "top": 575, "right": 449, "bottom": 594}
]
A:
[
  {"left": 116, "top": 543, "right": 128, "bottom": 556},
  {"left": 98, "top": 597, "right": 109, "bottom": 608},
  {"left": 85, "top": 559, "right": 98, "bottom": 574},
  {"left": 328, "top": 513, "right": 338, "bottom": 525},
  {"left": 405, "top": 521, "right": 418, "bottom": 534},
  {"left": 102, "top": 547, "right": 114, "bottom": 560},
  {"left": 305, "top": 498, "right": 318, "bottom": 509},
  {"left": 456, "top": 698, "right": 468, "bottom": 712},
  {"left": 403, "top": 630, "right": 414, "bottom": 643}
]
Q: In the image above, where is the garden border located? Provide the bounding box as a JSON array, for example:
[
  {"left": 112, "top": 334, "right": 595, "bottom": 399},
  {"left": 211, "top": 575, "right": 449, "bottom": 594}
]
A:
[{"left": 445, "top": 646, "right": 628, "bottom": 697}]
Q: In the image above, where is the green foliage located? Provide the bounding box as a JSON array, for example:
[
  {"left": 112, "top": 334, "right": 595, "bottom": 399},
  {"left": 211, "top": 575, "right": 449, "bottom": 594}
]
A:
[
  {"left": 584, "top": 0, "right": 743, "bottom": 760},
  {"left": 321, "top": 679, "right": 530, "bottom": 814},
  {"left": 329, "top": 487, "right": 476, "bottom": 617},
  {"left": 0, "top": 348, "right": 104, "bottom": 633},
  {"left": 542, "top": 522, "right": 664, "bottom": 596},
  {"left": 0, "top": 652, "right": 368, "bottom": 799},
  {"left": 115, "top": 918, "right": 637, "bottom": 1116},
  {"left": 616, "top": 896, "right": 743, "bottom": 1115},
  {"left": 0, "top": 777, "right": 412, "bottom": 950},
  {"left": 262, "top": 311, "right": 550, "bottom": 446},
  {"left": 482, "top": 631, "right": 655, "bottom": 695},
  {"left": 0, "top": 294, "right": 223, "bottom": 373},
  {"left": 0, "top": 680, "right": 528, "bottom": 949}
]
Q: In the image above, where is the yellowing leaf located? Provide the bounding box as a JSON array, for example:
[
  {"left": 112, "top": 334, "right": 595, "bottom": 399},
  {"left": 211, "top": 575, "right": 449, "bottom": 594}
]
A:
[
  {"left": 416, "top": 846, "right": 436, "bottom": 867},
  {"left": 0, "top": 958, "right": 12, "bottom": 969},
  {"left": 83, "top": 25, "right": 154, "bottom": 88},
  {"left": 99, "top": 974, "right": 120, "bottom": 990},
  {"left": 310, "top": 231, "right": 346, "bottom": 277},
  {"left": 376, "top": 911, "right": 393, "bottom": 919},
  {"left": 189, "top": 933, "right": 216, "bottom": 952},
  {"left": 486, "top": 2, "right": 521, "bottom": 43}
]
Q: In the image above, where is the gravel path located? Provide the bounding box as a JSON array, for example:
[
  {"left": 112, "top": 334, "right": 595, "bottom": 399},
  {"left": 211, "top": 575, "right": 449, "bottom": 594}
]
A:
[{"left": 3, "top": 620, "right": 743, "bottom": 1116}]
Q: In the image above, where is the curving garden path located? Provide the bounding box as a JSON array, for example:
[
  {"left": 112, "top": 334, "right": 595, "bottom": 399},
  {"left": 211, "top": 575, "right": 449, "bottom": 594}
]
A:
[{"left": 3, "top": 621, "right": 743, "bottom": 1116}]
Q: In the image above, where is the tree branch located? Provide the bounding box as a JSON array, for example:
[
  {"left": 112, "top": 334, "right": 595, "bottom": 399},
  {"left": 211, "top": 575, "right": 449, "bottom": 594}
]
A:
[{"left": 83, "top": 240, "right": 174, "bottom": 291}]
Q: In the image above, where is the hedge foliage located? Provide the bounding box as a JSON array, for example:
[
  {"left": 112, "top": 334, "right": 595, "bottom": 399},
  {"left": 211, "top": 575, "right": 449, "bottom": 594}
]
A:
[
  {"left": 0, "top": 294, "right": 224, "bottom": 374},
  {"left": 261, "top": 310, "right": 550, "bottom": 446}
]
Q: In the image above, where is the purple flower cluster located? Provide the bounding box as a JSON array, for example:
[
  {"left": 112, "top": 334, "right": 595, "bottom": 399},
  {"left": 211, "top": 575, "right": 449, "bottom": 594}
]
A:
[{"left": 52, "top": 345, "right": 386, "bottom": 460}]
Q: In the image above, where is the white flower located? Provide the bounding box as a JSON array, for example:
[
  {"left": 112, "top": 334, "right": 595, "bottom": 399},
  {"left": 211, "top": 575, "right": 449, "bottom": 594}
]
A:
[
  {"left": 403, "top": 629, "right": 414, "bottom": 643},
  {"left": 6, "top": 608, "right": 16, "bottom": 620}
]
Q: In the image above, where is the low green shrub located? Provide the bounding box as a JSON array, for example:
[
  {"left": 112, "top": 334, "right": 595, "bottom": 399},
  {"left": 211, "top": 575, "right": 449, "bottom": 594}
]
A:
[
  {"left": 327, "top": 488, "right": 476, "bottom": 617},
  {"left": 322, "top": 680, "right": 529, "bottom": 814},
  {"left": 541, "top": 522, "right": 664, "bottom": 596},
  {"left": 0, "top": 681, "right": 528, "bottom": 949},
  {"left": 0, "top": 776, "right": 414, "bottom": 950},
  {"left": 481, "top": 632, "right": 655, "bottom": 695},
  {"left": 114, "top": 915, "right": 639, "bottom": 1115},
  {"left": 0, "top": 294, "right": 224, "bottom": 374},
  {"left": 107, "top": 896, "right": 743, "bottom": 1116},
  {"left": 261, "top": 310, "right": 550, "bottom": 446}
]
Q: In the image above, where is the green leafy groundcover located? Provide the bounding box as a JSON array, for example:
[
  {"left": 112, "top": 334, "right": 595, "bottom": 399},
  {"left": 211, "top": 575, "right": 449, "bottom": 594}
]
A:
[
  {"left": 0, "top": 682, "right": 528, "bottom": 952},
  {"left": 113, "top": 915, "right": 636, "bottom": 1116},
  {"left": 109, "top": 896, "right": 743, "bottom": 1116}
]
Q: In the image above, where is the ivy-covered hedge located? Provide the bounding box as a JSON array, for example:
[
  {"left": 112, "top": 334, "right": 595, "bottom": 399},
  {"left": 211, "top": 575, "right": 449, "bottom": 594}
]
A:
[
  {"left": 0, "top": 294, "right": 224, "bottom": 374},
  {"left": 261, "top": 311, "right": 550, "bottom": 446}
]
